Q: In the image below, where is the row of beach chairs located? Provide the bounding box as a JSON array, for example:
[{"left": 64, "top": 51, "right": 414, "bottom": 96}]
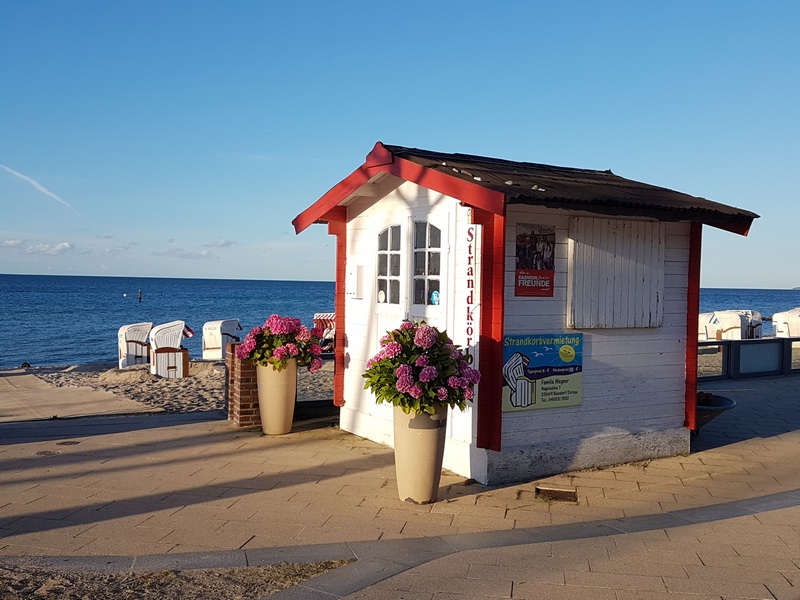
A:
[
  {"left": 698, "top": 308, "right": 800, "bottom": 341},
  {"left": 117, "top": 319, "right": 242, "bottom": 378}
]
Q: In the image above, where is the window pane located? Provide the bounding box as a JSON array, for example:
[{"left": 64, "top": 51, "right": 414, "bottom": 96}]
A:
[
  {"left": 413, "top": 279, "right": 426, "bottom": 305},
  {"left": 390, "top": 254, "right": 400, "bottom": 276},
  {"left": 377, "top": 279, "right": 387, "bottom": 303},
  {"left": 414, "top": 251, "right": 425, "bottom": 276},
  {"left": 428, "top": 279, "right": 440, "bottom": 305},
  {"left": 390, "top": 226, "right": 401, "bottom": 251},
  {"left": 414, "top": 222, "right": 426, "bottom": 249},
  {"left": 378, "top": 229, "right": 388, "bottom": 251},
  {"left": 378, "top": 254, "right": 387, "bottom": 276},
  {"left": 429, "top": 225, "right": 441, "bottom": 248},
  {"left": 389, "top": 280, "right": 400, "bottom": 304},
  {"left": 428, "top": 251, "right": 440, "bottom": 276}
]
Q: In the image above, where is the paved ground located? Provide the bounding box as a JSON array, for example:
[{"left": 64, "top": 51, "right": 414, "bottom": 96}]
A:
[
  {"left": 0, "top": 369, "right": 160, "bottom": 422},
  {"left": 1, "top": 373, "right": 799, "bottom": 598}
]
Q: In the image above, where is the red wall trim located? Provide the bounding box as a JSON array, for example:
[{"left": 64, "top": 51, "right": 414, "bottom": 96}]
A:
[
  {"left": 473, "top": 208, "right": 506, "bottom": 451},
  {"left": 327, "top": 209, "right": 347, "bottom": 407},
  {"left": 685, "top": 221, "right": 702, "bottom": 430}
]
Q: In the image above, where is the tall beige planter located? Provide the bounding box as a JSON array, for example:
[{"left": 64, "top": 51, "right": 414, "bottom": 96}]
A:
[
  {"left": 392, "top": 404, "right": 448, "bottom": 503},
  {"left": 256, "top": 359, "right": 297, "bottom": 435}
]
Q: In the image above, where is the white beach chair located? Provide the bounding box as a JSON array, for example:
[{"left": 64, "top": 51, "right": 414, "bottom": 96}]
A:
[
  {"left": 117, "top": 322, "right": 153, "bottom": 369},
  {"left": 698, "top": 312, "right": 719, "bottom": 341},
  {"left": 150, "top": 320, "right": 192, "bottom": 378},
  {"left": 202, "top": 319, "right": 242, "bottom": 360},
  {"left": 773, "top": 308, "right": 800, "bottom": 337}
]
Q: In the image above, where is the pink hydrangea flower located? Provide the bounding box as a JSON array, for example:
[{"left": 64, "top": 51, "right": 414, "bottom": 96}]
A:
[
  {"left": 309, "top": 357, "right": 323, "bottom": 372},
  {"left": 414, "top": 324, "right": 438, "bottom": 349},
  {"left": 396, "top": 375, "right": 415, "bottom": 393},
  {"left": 419, "top": 366, "right": 438, "bottom": 382},
  {"left": 400, "top": 321, "right": 415, "bottom": 330},
  {"left": 395, "top": 364, "right": 412, "bottom": 378},
  {"left": 415, "top": 355, "right": 429, "bottom": 367},
  {"left": 383, "top": 341, "right": 402, "bottom": 358}
]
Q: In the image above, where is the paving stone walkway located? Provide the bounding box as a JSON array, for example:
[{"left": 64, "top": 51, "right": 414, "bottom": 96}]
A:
[{"left": 1, "top": 373, "right": 799, "bottom": 598}]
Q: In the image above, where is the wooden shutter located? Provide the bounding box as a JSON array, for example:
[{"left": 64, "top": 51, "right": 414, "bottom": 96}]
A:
[{"left": 568, "top": 218, "right": 665, "bottom": 328}]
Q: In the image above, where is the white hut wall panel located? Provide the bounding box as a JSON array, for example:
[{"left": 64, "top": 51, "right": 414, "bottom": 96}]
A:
[
  {"left": 491, "top": 209, "right": 691, "bottom": 482},
  {"left": 340, "top": 183, "right": 478, "bottom": 476}
]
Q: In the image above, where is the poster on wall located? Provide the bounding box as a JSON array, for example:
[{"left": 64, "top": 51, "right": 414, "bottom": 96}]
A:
[
  {"left": 502, "top": 333, "right": 583, "bottom": 412},
  {"left": 514, "top": 224, "right": 555, "bottom": 297}
]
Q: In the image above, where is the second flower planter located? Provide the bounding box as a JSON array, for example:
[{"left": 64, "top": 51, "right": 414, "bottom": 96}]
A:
[
  {"left": 256, "top": 359, "right": 298, "bottom": 435},
  {"left": 393, "top": 403, "right": 448, "bottom": 504}
]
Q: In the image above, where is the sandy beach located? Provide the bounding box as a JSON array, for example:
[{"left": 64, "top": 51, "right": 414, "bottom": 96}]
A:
[{"left": 30, "top": 358, "right": 335, "bottom": 414}]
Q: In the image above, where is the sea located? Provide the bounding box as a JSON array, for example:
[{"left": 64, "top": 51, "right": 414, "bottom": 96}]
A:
[
  {"left": 0, "top": 274, "right": 334, "bottom": 370},
  {"left": 1, "top": 274, "right": 799, "bottom": 370}
]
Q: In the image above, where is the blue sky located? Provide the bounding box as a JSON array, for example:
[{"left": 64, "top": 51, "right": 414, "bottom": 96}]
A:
[{"left": 1, "top": 1, "right": 797, "bottom": 287}]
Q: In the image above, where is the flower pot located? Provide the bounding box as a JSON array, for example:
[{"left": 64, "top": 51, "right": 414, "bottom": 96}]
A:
[
  {"left": 692, "top": 393, "right": 736, "bottom": 436},
  {"left": 256, "top": 359, "right": 298, "bottom": 435},
  {"left": 392, "top": 404, "right": 448, "bottom": 504}
]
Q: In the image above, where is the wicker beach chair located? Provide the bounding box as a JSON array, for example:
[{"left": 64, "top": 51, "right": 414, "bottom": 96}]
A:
[
  {"left": 117, "top": 322, "right": 153, "bottom": 369},
  {"left": 773, "top": 308, "right": 800, "bottom": 337},
  {"left": 150, "top": 320, "right": 193, "bottom": 378},
  {"left": 313, "top": 312, "right": 335, "bottom": 351},
  {"left": 202, "top": 319, "right": 242, "bottom": 360}
]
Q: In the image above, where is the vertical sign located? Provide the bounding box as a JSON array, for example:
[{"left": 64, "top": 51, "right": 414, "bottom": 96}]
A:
[
  {"left": 514, "top": 224, "right": 555, "bottom": 297},
  {"left": 502, "top": 333, "right": 583, "bottom": 411}
]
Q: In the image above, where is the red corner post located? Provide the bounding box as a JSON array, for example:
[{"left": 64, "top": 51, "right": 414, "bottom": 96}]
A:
[
  {"left": 473, "top": 208, "right": 506, "bottom": 451},
  {"left": 685, "top": 221, "right": 702, "bottom": 430},
  {"left": 327, "top": 208, "right": 347, "bottom": 407}
]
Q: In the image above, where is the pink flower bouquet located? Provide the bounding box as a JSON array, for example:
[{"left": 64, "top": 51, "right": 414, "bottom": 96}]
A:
[
  {"left": 236, "top": 314, "right": 324, "bottom": 372},
  {"left": 362, "top": 321, "right": 480, "bottom": 415}
]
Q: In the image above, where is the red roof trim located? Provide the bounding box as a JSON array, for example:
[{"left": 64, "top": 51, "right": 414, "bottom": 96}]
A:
[
  {"left": 368, "top": 150, "right": 506, "bottom": 216},
  {"left": 293, "top": 143, "right": 506, "bottom": 234},
  {"left": 292, "top": 165, "right": 372, "bottom": 234}
]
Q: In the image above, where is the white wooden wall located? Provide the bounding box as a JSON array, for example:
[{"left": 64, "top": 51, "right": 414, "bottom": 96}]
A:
[{"left": 496, "top": 206, "right": 690, "bottom": 479}]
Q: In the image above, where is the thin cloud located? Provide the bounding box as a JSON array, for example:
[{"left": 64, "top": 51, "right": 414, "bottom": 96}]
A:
[
  {"left": 104, "top": 244, "right": 134, "bottom": 256},
  {"left": 1, "top": 239, "right": 24, "bottom": 248},
  {"left": 0, "top": 164, "right": 83, "bottom": 217},
  {"left": 152, "top": 247, "right": 215, "bottom": 260},
  {"left": 23, "top": 242, "right": 73, "bottom": 256},
  {"left": 202, "top": 239, "right": 237, "bottom": 248}
]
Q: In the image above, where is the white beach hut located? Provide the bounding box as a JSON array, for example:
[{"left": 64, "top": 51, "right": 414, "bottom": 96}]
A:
[{"left": 292, "top": 142, "right": 758, "bottom": 484}]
